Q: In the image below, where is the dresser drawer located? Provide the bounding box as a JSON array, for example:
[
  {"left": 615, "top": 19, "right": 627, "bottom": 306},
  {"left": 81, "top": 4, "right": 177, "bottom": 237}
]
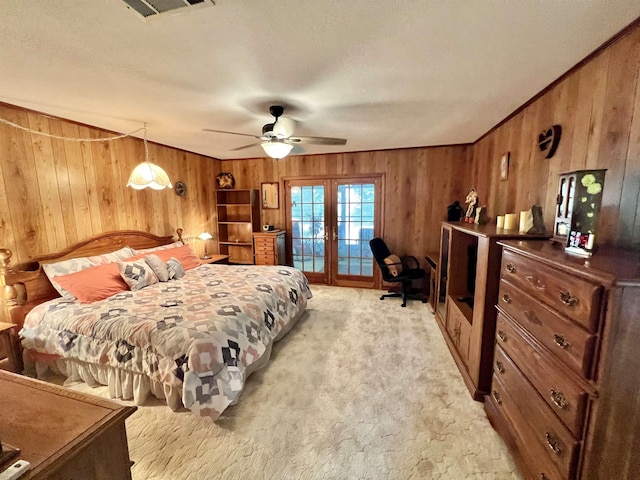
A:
[
  {"left": 501, "top": 250, "right": 602, "bottom": 332},
  {"left": 498, "top": 280, "right": 596, "bottom": 377},
  {"left": 493, "top": 345, "right": 579, "bottom": 478},
  {"left": 496, "top": 313, "right": 588, "bottom": 437},
  {"left": 254, "top": 238, "right": 273, "bottom": 247},
  {"left": 255, "top": 255, "right": 277, "bottom": 266},
  {"left": 255, "top": 245, "right": 275, "bottom": 255},
  {"left": 489, "top": 377, "right": 565, "bottom": 480}
]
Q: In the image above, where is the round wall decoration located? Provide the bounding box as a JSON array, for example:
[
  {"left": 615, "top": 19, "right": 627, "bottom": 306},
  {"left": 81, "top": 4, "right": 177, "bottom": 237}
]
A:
[
  {"left": 216, "top": 172, "right": 235, "bottom": 189},
  {"left": 174, "top": 181, "right": 187, "bottom": 197}
]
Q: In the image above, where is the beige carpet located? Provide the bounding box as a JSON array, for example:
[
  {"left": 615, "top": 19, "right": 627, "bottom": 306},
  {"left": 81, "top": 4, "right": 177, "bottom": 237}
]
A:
[{"left": 65, "top": 285, "right": 520, "bottom": 480}]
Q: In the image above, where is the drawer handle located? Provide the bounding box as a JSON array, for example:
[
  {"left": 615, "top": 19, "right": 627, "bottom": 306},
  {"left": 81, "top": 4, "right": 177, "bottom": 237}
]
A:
[
  {"left": 553, "top": 333, "right": 570, "bottom": 349},
  {"left": 497, "top": 330, "right": 507, "bottom": 342},
  {"left": 494, "top": 361, "right": 505, "bottom": 374},
  {"left": 492, "top": 390, "right": 502, "bottom": 404},
  {"left": 559, "top": 290, "right": 579, "bottom": 306},
  {"left": 540, "top": 475, "right": 549, "bottom": 480},
  {"left": 550, "top": 389, "right": 569, "bottom": 410},
  {"left": 525, "top": 275, "right": 546, "bottom": 290},
  {"left": 545, "top": 432, "right": 562, "bottom": 455},
  {"left": 501, "top": 293, "right": 512, "bottom": 304},
  {"left": 505, "top": 263, "right": 516, "bottom": 273}
]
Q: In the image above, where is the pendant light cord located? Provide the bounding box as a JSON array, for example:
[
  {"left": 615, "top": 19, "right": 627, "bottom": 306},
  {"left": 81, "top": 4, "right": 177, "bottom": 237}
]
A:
[{"left": 0, "top": 116, "right": 146, "bottom": 143}]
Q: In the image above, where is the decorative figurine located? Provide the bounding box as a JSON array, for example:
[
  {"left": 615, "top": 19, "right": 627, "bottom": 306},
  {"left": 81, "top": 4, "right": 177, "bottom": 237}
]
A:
[
  {"left": 446, "top": 200, "right": 464, "bottom": 221},
  {"left": 464, "top": 188, "right": 478, "bottom": 223}
]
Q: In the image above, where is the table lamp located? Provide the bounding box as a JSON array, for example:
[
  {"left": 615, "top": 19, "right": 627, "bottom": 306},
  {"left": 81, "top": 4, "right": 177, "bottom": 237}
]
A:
[{"left": 198, "top": 232, "right": 213, "bottom": 259}]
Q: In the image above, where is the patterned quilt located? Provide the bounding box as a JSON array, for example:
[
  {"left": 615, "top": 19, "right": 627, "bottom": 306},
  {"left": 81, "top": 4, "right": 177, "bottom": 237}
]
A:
[{"left": 21, "top": 264, "right": 312, "bottom": 420}]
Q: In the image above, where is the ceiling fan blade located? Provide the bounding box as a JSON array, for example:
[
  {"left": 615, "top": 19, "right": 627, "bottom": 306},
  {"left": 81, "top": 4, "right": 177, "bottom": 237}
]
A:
[
  {"left": 288, "top": 136, "right": 347, "bottom": 146},
  {"left": 230, "top": 141, "right": 263, "bottom": 151},
  {"left": 202, "top": 128, "right": 263, "bottom": 140}
]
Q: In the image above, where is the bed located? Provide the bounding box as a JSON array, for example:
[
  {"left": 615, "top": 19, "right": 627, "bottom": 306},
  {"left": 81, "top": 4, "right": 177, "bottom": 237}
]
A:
[{"left": 0, "top": 230, "right": 311, "bottom": 420}]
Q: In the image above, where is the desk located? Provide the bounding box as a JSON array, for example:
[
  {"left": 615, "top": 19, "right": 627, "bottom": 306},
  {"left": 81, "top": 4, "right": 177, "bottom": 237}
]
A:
[{"left": 0, "top": 371, "right": 136, "bottom": 480}]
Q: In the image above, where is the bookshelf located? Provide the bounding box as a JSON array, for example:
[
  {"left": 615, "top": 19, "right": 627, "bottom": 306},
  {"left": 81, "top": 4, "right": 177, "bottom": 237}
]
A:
[{"left": 216, "top": 189, "right": 260, "bottom": 264}]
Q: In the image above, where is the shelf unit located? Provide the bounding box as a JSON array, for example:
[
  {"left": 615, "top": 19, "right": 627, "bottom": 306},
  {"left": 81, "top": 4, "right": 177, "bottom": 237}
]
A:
[
  {"left": 435, "top": 222, "right": 549, "bottom": 400},
  {"left": 216, "top": 189, "right": 260, "bottom": 264}
]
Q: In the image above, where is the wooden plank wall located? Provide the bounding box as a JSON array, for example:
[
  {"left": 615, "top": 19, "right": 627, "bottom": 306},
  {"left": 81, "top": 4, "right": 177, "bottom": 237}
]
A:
[
  {"left": 472, "top": 24, "right": 640, "bottom": 249},
  {"left": 0, "top": 103, "right": 221, "bottom": 266},
  {"left": 221, "top": 145, "right": 473, "bottom": 258}
]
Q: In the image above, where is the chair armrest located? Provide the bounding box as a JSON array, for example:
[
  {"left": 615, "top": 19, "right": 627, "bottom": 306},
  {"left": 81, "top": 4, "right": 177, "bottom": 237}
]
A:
[{"left": 401, "top": 255, "right": 421, "bottom": 269}]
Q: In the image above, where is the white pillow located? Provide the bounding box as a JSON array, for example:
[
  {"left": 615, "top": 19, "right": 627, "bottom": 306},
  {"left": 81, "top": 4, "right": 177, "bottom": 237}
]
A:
[{"left": 42, "top": 246, "right": 135, "bottom": 298}]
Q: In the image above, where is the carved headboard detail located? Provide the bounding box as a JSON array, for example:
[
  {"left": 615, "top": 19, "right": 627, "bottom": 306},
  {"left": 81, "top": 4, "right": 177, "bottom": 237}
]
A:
[{"left": 0, "top": 229, "right": 182, "bottom": 330}]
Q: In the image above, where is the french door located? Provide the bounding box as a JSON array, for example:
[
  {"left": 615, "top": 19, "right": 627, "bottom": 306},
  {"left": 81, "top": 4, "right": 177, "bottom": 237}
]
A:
[{"left": 285, "top": 176, "right": 383, "bottom": 288}]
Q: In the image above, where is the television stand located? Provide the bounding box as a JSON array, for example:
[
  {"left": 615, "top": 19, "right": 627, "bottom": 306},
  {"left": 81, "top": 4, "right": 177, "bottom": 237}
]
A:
[{"left": 434, "top": 222, "right": 549, "bottom": 400}]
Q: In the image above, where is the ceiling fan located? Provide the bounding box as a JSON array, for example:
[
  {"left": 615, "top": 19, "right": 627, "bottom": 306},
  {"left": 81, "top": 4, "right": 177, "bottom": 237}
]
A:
[{"left": 203, "top": 105, "right": 347, "bottom": 159}]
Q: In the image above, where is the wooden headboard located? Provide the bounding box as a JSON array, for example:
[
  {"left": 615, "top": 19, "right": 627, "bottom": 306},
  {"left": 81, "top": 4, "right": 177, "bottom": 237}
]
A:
[{"left": 0, "top": 229, "right": 183, "bottom": 329}]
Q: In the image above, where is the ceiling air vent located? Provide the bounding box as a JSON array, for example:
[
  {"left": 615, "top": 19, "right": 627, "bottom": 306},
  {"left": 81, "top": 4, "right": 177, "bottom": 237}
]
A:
[{"left": 121, "top": 0, "right": 215, "bottom": 20}]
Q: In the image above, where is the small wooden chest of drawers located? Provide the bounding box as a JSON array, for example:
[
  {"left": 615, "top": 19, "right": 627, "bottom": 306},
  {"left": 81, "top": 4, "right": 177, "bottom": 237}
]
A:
[
  {"left": 485, "top": 240, "right": 640, "bottom": 480},
  {"left": 253, "top": 230, "right": 286, "bottom": 266}
]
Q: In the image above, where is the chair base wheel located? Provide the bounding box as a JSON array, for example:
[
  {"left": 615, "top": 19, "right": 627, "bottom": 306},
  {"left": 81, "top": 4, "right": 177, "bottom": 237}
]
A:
[
  {"left": 401, "top": 303, "right": 406, "bottom": 307},
  {"left": 380, "top": 296, "right": 385, "bottom": 300}
]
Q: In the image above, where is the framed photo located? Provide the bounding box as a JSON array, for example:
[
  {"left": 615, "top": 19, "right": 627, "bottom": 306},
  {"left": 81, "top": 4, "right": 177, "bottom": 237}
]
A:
[
  {"left": 500, "top": 152, "right": 510, "bottom": 181},
  {"left": 261, "top": 182, "right": 279, "bottom": 209}
]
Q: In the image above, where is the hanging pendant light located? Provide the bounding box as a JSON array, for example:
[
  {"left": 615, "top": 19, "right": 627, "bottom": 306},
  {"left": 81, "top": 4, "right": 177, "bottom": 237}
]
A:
[{"left": 127, "top": 123, "right": 173, "bottom": 190}]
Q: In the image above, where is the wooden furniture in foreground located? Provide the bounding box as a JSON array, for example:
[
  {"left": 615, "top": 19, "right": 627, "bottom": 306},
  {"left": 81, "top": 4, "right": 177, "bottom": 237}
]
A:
[
  {"left": 200, "top": 254, "right": 230, "bottom": 264},
  {"left": 0, "top": 322, "right": 20, "bottom": 373},
  {"left": 253, "top": 230, "right": 286, "bottom": 266},
  {"left": 216, "top": 189, "right": 260, "bottom": 264},
  {"left": 485, "top": 240, "right": 640, "bottom": 480},
  {"left": 0, "top": 370, "right": 136, "bottom": 480},
  {"left": 434, "top": 222, "right": 549, "bottom": 400}
]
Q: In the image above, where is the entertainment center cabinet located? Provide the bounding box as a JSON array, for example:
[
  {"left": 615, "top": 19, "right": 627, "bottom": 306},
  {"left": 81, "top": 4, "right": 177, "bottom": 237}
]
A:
[{"left": 434, "top": 222, "right": 548, "bottom": 400}]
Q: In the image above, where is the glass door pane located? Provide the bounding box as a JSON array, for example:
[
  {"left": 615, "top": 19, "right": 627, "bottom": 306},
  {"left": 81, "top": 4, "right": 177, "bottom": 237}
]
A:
[
  {"left": 334, "top": 182, "right": 375, "bottom": 283},
  {"left": 289, "top": 183, "right": 327, "bottom": 282}
]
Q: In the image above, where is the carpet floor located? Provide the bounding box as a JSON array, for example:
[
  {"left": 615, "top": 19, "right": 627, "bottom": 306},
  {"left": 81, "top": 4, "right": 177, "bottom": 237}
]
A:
[{"left": 64, "top": 285, "right": 520, "bottom": 480}]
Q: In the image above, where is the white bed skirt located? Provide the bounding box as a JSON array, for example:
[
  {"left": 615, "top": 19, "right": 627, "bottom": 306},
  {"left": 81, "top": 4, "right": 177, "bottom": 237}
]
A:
[{"left": 23, "top": 308, "right": 305, "bottom": 412}]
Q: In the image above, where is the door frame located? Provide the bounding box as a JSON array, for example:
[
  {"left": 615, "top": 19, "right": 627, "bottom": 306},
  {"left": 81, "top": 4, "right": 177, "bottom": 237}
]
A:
[{"left": 283, "top": 174, "right": 385, "bottom": 288}]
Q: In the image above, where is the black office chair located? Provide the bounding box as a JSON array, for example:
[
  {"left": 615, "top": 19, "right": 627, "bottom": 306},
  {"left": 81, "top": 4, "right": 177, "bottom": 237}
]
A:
[{"left": 369, "top": 237, "right": 427, "bottom": 307}]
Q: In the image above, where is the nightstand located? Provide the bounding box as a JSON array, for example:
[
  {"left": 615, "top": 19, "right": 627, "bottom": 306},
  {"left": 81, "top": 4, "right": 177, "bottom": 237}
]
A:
[
  {"left": 0, "top": 322, "right": 20, "bottom": 373},
  {"left": 200, "top": 254, "right": 230, "bottom": 264}
]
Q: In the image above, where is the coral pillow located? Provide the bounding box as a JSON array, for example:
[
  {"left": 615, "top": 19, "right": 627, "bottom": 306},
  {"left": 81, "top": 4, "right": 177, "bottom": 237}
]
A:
[
  {"left": 151, "top": 244, "right": 201, "bottom": 271},
  {"left": 54, "top": 262, "right": 130, "bottom": 303}
]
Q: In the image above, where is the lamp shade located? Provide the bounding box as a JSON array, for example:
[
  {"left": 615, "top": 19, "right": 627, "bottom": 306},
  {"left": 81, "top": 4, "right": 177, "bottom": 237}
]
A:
[
  {"left": 127, "top": 162, "right": 173, "bottom": 190},
  {"left": 261, "top": 140, "right": 293, "bottom": 160},
  {"left": 198, "top": 232, "right": 213, "bottom": 241}
]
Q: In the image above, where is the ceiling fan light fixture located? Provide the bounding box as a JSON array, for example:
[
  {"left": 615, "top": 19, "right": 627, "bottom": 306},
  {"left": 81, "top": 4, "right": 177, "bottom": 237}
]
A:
[{"left": 261, "top": 140, "right": 293, "bottom": 160}]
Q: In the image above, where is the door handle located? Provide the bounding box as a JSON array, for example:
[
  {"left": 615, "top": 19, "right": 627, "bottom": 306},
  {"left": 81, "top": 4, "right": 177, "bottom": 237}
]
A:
[
  {"left": 324, "top": 225, "right": 329, "bottom": 241},
  {"left": 332, "top": 226, "right": 337, "bottom": 241}
]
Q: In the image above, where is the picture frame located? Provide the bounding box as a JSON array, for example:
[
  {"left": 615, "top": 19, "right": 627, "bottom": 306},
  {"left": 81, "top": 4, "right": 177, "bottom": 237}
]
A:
[
  {"left": 261, "top": 182, "right": 279, "bottom": 209},
  {"left": 500, "top": 152, "right": 510, "bottom": 181}
]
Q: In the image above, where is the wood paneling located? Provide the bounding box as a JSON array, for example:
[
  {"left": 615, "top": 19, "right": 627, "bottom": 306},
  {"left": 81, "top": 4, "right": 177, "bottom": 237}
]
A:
[
  {"left": 0, "top": 103, "right": 221, "bottom": 267},
  {"left": 221, "top": 146, "right": 473, "bottom": 263},
  {"left": 472, "top": 25, "right": 640, "bottom": 249}
]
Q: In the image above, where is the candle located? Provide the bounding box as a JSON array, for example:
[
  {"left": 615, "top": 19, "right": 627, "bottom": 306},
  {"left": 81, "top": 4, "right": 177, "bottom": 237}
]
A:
[
  {"left": 496, "top": 216, "right": 505, "bottom": 229},
  {"left": 519, "top": 210, "right": 530, "bottom": 233},
  {"left": 504, "top": 213, "right": 518, "bottom": 230}
]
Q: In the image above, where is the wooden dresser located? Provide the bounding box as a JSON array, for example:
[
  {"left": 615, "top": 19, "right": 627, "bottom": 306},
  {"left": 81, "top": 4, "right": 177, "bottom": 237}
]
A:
[
  {"left": 253, "top": 230, "right": 286, "bottom": 266},
  {"left": 0, "top": 371, "right": 136, "bottom": 480},
  {"left": 485, "top": 240, "right": 640, "bottom": 480}
]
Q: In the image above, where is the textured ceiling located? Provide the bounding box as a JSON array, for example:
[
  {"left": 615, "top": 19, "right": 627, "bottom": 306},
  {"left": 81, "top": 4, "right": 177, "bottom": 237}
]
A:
[{"left": 1, "top": 1, "right": 639, "bottom": 160}]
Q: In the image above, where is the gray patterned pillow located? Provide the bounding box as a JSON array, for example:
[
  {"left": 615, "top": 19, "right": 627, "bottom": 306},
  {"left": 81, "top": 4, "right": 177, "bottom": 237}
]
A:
[
  {"left": 145, "top": 254, "right": 170, "bottom": 282},
  {"left": 166, "top": 257, "right": 185, "bottom": 280},
  {"left": 117, "top": 260, "right": 159, "bottom": 291}
]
